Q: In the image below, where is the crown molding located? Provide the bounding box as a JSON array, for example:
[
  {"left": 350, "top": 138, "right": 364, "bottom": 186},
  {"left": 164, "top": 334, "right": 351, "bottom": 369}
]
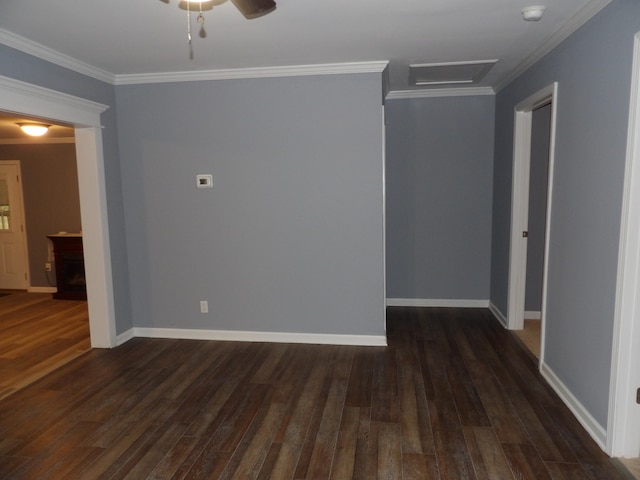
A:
[
  {"left": 494, "top": 0, "right": 613, "bottom": 92},
  {"left": 386, "top": 86, "right": 495, "bottom": 100},
  {"left": 114, "top": 61, "right": 390, "bottom": 85},
  {"left": 0, "top": 29, "right": 115, "bottom": 85},
  {"left": 0, "top": 75, "right": 108, "bottom": 127}
]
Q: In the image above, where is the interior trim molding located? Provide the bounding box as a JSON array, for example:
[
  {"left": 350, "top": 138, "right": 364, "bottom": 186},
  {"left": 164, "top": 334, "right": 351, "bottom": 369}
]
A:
[
  {"left": 0, "top": 138, "right": 75, "bottom": 145},
  {"left": 0, "top": 28, "right": 115, "bottom": 84},
  {"left": 0, "top": 75, "right": 108, "bottom": 127},
  {"left": 607, "top": 30, "right": 640, "bottom": 458},
  {"left": 540, "top": 361, "right": 607, "bottom": 451},
  {"left": 114, "top": 61, "right": 390, "bottom": 85},
  {"left": 386, "top": 87, "right": 495, "bottom": 100},
  {"left": 524, "top": 310, "right": 542, "bottom": 320},
  {"left": 131, "top": 327, "right": 388, "bottom": 347},
  {"left": 386, "top": 298, "right": 489, "bottom": 308},
  {"left": 494, "top": 0, "right": 613, "bottom": 92},
  {"left": 488, "top": 302, "right": 508, "bottom": 328},
  {"left": 116, "top": 328, "right": 135, "bottom": 346},
  {"left": 27, "top": 286, "right": 56, "bottom": 294}
]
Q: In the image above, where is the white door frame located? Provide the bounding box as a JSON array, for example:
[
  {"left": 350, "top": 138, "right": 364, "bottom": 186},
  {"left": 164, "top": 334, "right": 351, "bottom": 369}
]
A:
[
  {"left": 607, "top": 32, "right": 640, "bottom": 458},
  {"left": 0, "top": 160, "right": 29, "bottom": 289},
  {"left": 0, "top": 75, "right": 116, "bottom": 348},
  {"left": 507, "top": 82, "right": 558, "bottom": 359}
]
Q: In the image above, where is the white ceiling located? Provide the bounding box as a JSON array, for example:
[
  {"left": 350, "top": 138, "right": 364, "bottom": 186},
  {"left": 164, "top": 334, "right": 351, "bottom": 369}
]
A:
[{"left": 0, "top": 0, "right": 611, "bottom": 92}]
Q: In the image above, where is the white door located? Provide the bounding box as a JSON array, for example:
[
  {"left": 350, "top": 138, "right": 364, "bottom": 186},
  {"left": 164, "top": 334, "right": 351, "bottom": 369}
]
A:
[{"left": 0, "top": 161, "right": 28, "bottom": 290}]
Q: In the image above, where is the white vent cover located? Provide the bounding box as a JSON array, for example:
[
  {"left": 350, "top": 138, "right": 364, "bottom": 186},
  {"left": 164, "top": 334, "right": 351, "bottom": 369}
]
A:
[{"left": 409, "top": 60, "right": 498, "bottom": 86}]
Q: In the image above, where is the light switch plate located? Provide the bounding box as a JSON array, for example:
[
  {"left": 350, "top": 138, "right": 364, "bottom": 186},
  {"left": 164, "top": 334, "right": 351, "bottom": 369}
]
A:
[{"left": 196, "top": 174, "right": 213, "bottom": 188}]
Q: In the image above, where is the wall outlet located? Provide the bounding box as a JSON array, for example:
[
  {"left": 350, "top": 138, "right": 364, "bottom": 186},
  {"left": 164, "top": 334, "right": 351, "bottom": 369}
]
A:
[
  {"left": 45, "top": 262, "right": 52, "bottom": 272},
  {"left": 200, "top": 300, "right": 209, "bottom": 314}
]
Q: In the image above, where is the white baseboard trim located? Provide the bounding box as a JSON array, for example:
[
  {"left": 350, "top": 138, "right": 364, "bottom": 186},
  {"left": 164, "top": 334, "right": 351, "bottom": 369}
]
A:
[
  {"left": 489, "top": 302, "right": 508, "bottom": 328},
  {"left": 131, "top": 327, "right": 387, "bottom": 347},
  {"left": 525, "top": 311, "right": 542, "bottom": 320},
  {"left": 540, "top": 361, "right": 607, "bottom": 451},
  {"left": 116, "top": 328, "right": 135, "bottom": 346},
  {"left": 386, "top": 298, "right": 490, "bottom": 308},
  {"left": 28, "top": 286, "right": 56, "bottom": 293}
]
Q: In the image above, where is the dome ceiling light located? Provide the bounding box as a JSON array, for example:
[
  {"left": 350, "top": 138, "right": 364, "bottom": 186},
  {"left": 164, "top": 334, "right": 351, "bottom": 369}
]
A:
[{"left": 17, "top": 123, "right": 50, "bottom": 137}]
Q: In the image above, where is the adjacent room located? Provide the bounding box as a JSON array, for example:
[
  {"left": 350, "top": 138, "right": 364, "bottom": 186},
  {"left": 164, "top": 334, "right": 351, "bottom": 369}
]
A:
[{"left": 0, "top": 0, "right": 639, "bottom": 478}]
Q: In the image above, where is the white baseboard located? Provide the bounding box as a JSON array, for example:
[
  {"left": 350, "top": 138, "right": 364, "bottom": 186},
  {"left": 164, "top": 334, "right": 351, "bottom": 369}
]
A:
[
  {"left": 540, "top": 361, "right": 607, "bottom": 451},
  {"left": 28, "top": 286, "right": 56, "bottom": 293},
  {"left": 489, "top": 302, "right": 508, "bottom": 327},
  {"left": 525, "top": 310, "right": 542, "bottom": 320},
  {"left": 386, "top": 298, "right": 489, "bottom": 308},
  {"left": 131, "top": 327, "right": 387, "bottom": 347},
  {"left": 115, "top": 328, "right": 135, "bottom": 346}
]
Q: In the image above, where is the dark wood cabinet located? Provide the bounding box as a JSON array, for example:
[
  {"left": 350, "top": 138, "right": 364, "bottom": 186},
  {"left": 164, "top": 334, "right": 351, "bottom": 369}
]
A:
[{"left": 47, "top": 234, "right": 86, "bottom": 300}]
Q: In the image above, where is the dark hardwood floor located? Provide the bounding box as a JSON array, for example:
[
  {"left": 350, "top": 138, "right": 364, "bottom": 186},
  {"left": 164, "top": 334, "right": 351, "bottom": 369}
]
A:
[
  {"left": 0, "top": 292, "right": 90, "bottom": 400},
  {"left": 0, "top": 307, "right": 630, "bottom": 479}
]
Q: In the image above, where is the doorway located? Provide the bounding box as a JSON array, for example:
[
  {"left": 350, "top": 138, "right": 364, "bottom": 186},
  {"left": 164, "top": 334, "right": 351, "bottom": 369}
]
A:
[
  {"left": 517, "top": 102, "right": 552, "bottom": 359},
  {"left": 0, "top": 74, "right": 115, "bottom": 347},
  {"left": 607, "top": 31, "right": 640, "bottom": 458},
  {"left": 507, "top": 83, "right": 557, "bottom": 365}
]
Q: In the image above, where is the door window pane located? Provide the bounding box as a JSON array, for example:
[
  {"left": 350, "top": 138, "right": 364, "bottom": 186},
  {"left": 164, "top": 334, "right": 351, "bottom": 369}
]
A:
[{"left": 0, "top": 179, "right": 10, "bottom": 230}]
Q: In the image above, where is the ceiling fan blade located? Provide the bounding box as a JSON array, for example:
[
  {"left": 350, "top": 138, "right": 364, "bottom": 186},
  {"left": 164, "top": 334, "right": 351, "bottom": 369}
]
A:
[{"left": 231, "top": 0, "right": 276, "bottom": 19}]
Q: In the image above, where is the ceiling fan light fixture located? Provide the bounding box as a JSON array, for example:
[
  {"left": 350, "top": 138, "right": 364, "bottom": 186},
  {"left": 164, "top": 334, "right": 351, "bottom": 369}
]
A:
[{"left": 17, "top": 123, "right": 50, "bottom": 137}]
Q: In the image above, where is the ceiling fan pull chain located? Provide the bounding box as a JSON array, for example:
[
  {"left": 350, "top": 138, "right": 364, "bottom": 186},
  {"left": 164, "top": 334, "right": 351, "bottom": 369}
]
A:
[
  {"left": 197, "top": 2, "right": 206, "bottom": 38},
  {"left": 186, "top": 1, "right": 194, "bottom": 59}
]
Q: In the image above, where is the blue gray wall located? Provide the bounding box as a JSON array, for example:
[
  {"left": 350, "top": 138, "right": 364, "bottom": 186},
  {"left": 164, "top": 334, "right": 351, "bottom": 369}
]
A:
[
  {"left": 385, "top": 95, "right": 495, "bottom": 301},
  {"left": 524, "top": 103, "right": 551, "bottom": 312},
  {"left": 0, "top": 44, "right": 132, "bottom": 335},
  {"left": 491, "top": 0, "right": 640, "bottom": 427},
  {"left": 115, "top": 74, "right": 386, "bottom": 336}
]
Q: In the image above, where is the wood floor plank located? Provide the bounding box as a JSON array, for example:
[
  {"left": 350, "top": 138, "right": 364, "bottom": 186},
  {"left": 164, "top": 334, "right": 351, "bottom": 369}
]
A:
[
  {"left": 328, "top": 406, "right": 359, "bottom": 479},
  {"left": 0, "top": 293, "right": 89, "bottom": 401},
  {"left": 402, "top": 453, "right": 440, "bottom": 480},
  {"left": 0, "top": 305, "right": 629, "bottom": 480},
  {"left": 376, "top": 422, "right": 403, "bottom": 480},
  {"left": 502, "top": 442, "right": 553, "bottom": 480},
  {"left": 463, "top": 426, "right": 513, "bottom": 480}
]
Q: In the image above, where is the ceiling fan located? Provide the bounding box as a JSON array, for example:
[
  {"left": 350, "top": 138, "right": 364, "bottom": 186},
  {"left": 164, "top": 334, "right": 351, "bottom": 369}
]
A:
[
  {"left": 164, "top": 0, "right": 276, "bottom": 20},
  {"left": 163, "top": 0, "right": 276, "bottom": 56}
]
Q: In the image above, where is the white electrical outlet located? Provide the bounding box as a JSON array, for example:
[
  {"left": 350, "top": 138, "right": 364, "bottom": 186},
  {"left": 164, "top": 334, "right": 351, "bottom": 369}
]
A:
[
  {"left": 200, "top": 300, "right": 209, "bottom": 313},
  {"left": 45, "top": 262, "right": 52, "bottom": 272}
]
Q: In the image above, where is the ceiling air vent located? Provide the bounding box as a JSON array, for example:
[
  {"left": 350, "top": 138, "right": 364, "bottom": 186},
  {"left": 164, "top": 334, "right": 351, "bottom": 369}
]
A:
[{"left": 409, "top": 60, "right": 497, "bottom": 86}]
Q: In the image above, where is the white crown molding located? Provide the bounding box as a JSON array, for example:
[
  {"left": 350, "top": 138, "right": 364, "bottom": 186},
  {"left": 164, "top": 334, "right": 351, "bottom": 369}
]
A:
[
  {"left": 0, "top": 28, "right": 115, "bottom": 85},
  {"left": 386, "top": 87, "right": 495, "bottom": 100},
  {"left": 386, "top": 298, "right": 490, "bottom": 308},
  {"left": 0, "top": 25, "right": 388, "bottom": 87},
  {"left": 114, "top": 61, "right": 390, "bottom": 85},
  {"left": 132, "top": 327, "right": 387, "bottom": 346},
  {"left": 494, "top": 0, "right": 613, "bottom": 92},
  {"left": 0, "top": 75, "right": 108, "bottom": 127},
  {"left": 0, "top": 137, "right": 75, "bottom": 145}
]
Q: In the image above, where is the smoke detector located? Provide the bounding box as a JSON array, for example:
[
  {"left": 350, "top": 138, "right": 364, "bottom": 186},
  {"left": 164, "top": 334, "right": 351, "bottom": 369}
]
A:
[{"left": 522, "top": 5, "right": 546, "bottom": 21}]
